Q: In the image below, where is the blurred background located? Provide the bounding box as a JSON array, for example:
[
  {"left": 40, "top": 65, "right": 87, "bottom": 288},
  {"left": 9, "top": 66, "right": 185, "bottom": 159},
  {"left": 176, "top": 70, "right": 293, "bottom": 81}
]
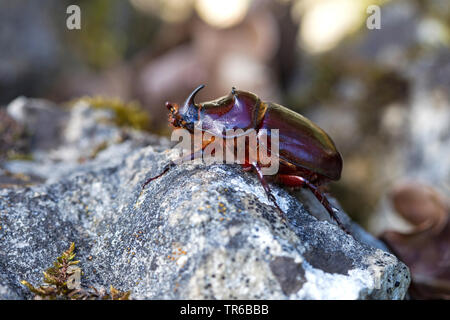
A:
[{"left": 0, "top": 0, "right": 449, "bottom": 297}]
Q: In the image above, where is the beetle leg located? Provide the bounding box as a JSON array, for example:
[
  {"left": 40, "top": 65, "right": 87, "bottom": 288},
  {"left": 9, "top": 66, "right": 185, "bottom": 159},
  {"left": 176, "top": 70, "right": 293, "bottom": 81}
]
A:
[
  {"left": 251, "top": 163, "right": 287, "bottom": 222},
  {"left": 142, "top": 146, "right": 207, "bottom": 189},
  {"left": 277, "top": 174, "right": 349, "bottom": 233},
  {"left": 141, "top": 162, "right": 173, "bottom": 189}
]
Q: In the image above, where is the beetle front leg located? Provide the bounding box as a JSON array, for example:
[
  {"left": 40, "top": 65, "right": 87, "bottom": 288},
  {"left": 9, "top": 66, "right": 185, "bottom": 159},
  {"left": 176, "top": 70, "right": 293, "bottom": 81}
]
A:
[
  {"left": 141, "top": 162, "right": 174, "bottom": 189},
  {"left": 251, "top": 163, "right": 287, "bottom": 222},
  {"left": 142, "top": 146, "right": 208, "bottom": 189}
]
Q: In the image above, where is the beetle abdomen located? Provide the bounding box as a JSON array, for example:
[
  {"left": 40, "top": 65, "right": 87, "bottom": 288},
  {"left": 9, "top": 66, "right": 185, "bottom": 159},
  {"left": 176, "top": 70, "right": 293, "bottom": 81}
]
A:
[{"left": 259, "top": 103, "right": 342, "bottom": 180}]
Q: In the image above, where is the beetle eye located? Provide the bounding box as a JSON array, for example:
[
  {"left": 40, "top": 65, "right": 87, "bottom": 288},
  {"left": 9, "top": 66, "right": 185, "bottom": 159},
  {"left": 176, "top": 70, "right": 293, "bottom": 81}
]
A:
[{"left": 165, "top": 102, "right": 174, "bottom": 112}]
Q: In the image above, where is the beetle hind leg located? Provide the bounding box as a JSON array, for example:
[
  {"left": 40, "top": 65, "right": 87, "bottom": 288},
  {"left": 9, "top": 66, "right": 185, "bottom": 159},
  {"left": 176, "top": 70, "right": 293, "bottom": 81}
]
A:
[{"left": 277, "top": 174, "right": 350, "bottom": 234}]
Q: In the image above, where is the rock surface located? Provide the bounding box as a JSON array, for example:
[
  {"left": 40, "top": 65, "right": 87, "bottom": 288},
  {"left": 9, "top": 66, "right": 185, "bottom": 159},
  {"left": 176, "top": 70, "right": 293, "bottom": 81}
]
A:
[{"left": 0, "top": 98, "right": 410, "bottom": 299}]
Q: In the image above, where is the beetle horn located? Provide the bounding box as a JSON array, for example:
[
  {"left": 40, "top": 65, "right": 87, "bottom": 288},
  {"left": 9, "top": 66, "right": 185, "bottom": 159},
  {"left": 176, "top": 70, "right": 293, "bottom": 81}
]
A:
[
  {"left": 179, "top": 84, "right": 205, "bottom": 119},
  {"left": 184, "top": 84, "right": 205, "bottom": 109}
]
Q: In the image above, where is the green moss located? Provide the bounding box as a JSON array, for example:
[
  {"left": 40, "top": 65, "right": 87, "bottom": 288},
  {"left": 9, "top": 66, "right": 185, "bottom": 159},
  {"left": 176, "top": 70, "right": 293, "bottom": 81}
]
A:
[
  {"left": 6, "top": 152, "right": 33, "bottom": 161},
  {"left": 73, "top": 96, "right": 151, "bottom": 132},
  {"left": 21, "top": 242, "right": 131, "bottom": 300}
]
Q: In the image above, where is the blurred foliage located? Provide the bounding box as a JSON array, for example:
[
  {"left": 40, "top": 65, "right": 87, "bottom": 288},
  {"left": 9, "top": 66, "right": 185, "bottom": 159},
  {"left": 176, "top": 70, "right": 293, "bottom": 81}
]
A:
[{"left": 63, "top": 0, "right": 160, "bottom": 70}]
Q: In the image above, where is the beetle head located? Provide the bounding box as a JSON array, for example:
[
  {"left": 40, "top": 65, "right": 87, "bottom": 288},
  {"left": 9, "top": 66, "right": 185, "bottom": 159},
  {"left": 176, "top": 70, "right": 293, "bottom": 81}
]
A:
[
  {"left": 166, "top": 101, "right": 182, "bottom": 127},
  {"left": 166, "top": 84, "right": 204, "bottom": 130}
]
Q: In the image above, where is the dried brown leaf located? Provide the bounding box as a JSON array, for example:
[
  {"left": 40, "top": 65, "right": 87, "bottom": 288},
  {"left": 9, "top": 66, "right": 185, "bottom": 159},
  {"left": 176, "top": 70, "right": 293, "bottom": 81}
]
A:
[{"left": 380, "top": 182, "right": 450, "bottom": 299}]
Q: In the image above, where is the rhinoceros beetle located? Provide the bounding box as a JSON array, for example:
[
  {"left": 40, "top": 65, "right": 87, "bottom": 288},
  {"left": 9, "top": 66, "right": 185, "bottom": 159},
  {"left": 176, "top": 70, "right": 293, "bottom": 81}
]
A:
[{"left": 143, "top": 85, "right": 347, "bottom": 232}]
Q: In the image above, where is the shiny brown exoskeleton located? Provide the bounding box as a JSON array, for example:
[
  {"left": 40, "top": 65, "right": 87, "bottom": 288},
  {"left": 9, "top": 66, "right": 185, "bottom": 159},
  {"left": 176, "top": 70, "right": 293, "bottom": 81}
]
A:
[{"left": 143, "top": 85, "right": 347, "bottom": 232}]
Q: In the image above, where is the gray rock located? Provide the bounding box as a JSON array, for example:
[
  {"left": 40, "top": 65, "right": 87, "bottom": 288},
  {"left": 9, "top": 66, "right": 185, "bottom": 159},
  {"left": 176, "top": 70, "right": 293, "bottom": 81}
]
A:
[
  {"left": 0, "top": 98, "right": 410, "bottom": 300},
  {"left": 7, "top": 97, "right": 68, "bottom": 151}
]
